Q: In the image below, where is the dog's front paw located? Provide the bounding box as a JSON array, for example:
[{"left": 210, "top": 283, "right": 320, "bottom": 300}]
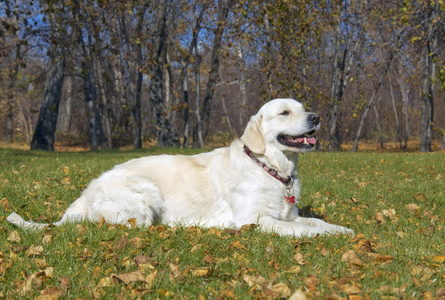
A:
[{"left": 333, "top": 225, "right": 354, "bottom": 236}]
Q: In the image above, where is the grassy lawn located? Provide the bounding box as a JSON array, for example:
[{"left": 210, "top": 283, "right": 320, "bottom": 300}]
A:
[{"left": 0, "top": 148, "right": 444, "bottom": 299}]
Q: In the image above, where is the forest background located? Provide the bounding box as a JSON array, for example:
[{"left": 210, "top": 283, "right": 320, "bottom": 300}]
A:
[{"left": 1, "top": 0, "right": 445, "bottom": 152}]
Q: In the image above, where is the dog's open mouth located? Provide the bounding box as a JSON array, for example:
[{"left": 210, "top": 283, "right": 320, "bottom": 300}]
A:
[{"left": 277, "top": 132, "right": 317, "bottom": 149}]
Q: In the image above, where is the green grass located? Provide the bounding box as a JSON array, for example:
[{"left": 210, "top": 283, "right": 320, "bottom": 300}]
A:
[{"left": 0, "top": 148, "right": 444, "bottom": 299}]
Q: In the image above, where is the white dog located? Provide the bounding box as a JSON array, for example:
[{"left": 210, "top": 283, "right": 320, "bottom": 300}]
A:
[{"left": 8, "top": 98, "right": 353, "bottom": 237}]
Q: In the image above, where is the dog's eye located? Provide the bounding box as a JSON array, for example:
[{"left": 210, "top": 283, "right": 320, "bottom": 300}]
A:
[{"left": 280, "top": 110, "right": 289, "bottom": 116}]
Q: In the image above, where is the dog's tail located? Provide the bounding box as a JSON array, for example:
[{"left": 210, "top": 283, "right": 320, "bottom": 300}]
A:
[
  {"left": 6, "top": 213, "right": 52, "bottom": 230},
  {"left": 7, "top": 196, "right": 88, "bottom": 230}
]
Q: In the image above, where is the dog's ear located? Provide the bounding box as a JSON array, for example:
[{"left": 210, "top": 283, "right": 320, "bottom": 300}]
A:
[{"left": 241, "top": 114, "right": 265, "bottom": 154}]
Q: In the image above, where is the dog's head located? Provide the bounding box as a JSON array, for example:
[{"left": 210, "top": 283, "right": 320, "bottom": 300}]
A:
[{"left": 241, "top": 98, "right": 320, "bottom": 155}]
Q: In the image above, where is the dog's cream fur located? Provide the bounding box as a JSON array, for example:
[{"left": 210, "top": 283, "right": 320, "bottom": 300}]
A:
[{"left": 8, "top": 98, "right": 353, "bottom": 237}]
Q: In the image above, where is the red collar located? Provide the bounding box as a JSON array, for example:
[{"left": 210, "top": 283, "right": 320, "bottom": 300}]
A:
[{"left": 243, "top": 145, "right": 293, "bottom": 186}]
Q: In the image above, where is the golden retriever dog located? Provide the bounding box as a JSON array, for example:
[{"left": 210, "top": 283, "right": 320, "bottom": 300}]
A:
[{"left": 8, "top": 98, "right": 353, "bottom": 237}]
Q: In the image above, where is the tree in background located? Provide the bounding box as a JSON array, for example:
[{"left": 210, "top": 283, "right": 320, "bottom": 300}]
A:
[
  {"left": 30, "top": 1, "right": 68, "bottom": 151},
  {"left": 1, "top": 0, "right": 445, "bottom": 151}
]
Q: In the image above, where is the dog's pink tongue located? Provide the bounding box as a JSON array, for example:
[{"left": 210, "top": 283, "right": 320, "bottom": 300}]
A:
[
  {"left": 295, "top": 137, "right": 317, "bottom": 144},
  {"left": 306, "top": 137, "right": 316, "bottom": 144}
]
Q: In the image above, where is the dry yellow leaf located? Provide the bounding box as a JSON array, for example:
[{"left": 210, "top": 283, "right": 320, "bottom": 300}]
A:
[
  {"left": 289, "top": 288, "right": 308, "bottom": 300},
  {"left": 243, "top": 274, "right": 267, "bottom": 287},
  {"left": 436, "top": 288, "right": 445, "bottom": 300},
  {"left": 191, "top": 244, "right": 202, "bottom": 253},
  {"left": 191, "top": 268, "right": 209, "bottom": 277},
  {"left": 129, "top": 237, "right": 142, "bottom": 248},
  {"left": 169, "top": 263, "right": 184, "bottom": 281},
  {"left": 145, "top": 270, "right": 157, "bottom": 288},
  {"left": 432, "top": 255, "right": 445, "bottom": 263},
  {"left": 339, "top": 283, "right": 362, "bottom": 295},
  {"left": 375, "top": 212, "right": 385, "bottom": 223},
  {"left": 128, "top": 218, "right": 137, "bottom": 228},
  {"left": 294, "top": 252, "right": 306, "bottom": 265},
  {"left": 341, "top": 250, "right": 363, "bottom": 267},
  {"left": 25, "top": 245, "right": 44, "bottom": 257},
  {"left": 42, "top": 234, "right": 53, "bottom": 246},
  {"left": 7, "top": 230, "right": 21, "bottom": 243},
  {"left": 285, "top": 265, "right": 301, "bottom": 274},
  {"left": 304, "top": 276, "right": 319, "bottom": 292},
  {"left": 111, "top": 271, "right": 146, "bottom": 284},
  {"left": 97, "top": 276, "right": 113, "bottom": 288},
  {"left": 62, "top": 166, "right": 70, "bottom": 175},
  {"left": 270, "top": 282, "right": 291, "bottom": 297},
  {"left": 405, "top": 203, "right": 420, "bottom": 212}
]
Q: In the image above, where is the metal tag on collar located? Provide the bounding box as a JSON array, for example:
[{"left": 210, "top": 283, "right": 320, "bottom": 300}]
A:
[{"left": 285, "top": 176, "right": 296, "bottom": 204}]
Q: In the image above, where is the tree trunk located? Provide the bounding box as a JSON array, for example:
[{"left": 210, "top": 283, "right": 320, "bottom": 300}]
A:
[
  {"left": 5, "top": 44, "right": 20, "bottom": 143},
  {"left": 149, "top": 0, "right": 179, "bottom": 147},
  {"left": 441, "top": 134, "right": 445, "bottom": 151},
  {"left": 31, "top": 46, "right": 65, "bottom": 151},
  {"left": 395, "top": 69, "right": 410, "bottom": 149},
  {"left": 373, "top": 100, "right": 383, "bottom": 150},
  {"left": 328, "top": 22, "right": 345, "bottom": 152},
  {"left": 352, "top": 52, "right": 394, "bottom": 152},
  {"left": 236, "top": 39, "right": 248, "bottom": 133},
  {"left": 420, "top": 0, "right": 439, "bottom": 152},
  {"left": 201, "top": 0, "right": 233, "bottom": 141},
  {"left": 183, "top": 69, "right": 190, "bottom": 148},
  {"left": 264, "top": 13, "right": 274, "bottom": 101},
  {"left": 388, "top": 72, "right": 402, "bottom": 149},
  {"left": 193, "top": 49, "right": 205, "bottom": 149},
  {"left": 58, "top": 76, "right": 73, "bottom": 133},
  {"left": 94, "top": 59, "right": 113, "bottom": 149}
]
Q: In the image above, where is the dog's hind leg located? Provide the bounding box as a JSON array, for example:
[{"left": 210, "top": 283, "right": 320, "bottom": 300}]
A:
[{"left": 86, "top": 175, "right": 166, "bottom": 227}]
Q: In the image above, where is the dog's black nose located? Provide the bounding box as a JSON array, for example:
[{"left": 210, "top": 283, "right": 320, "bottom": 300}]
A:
[{"left": 307, "top": 114, "right": 320, "bottom": 125}]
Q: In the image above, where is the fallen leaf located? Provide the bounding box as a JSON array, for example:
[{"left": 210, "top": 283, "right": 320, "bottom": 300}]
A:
[
  {"left": 144, "top": 270, "right": 157, "bottom": 289},
  {"left": 129, "top": 237, "right": 142, "bottom": 248},
  {"left": 269, "top": 282, "right": 291, "bottom": 297},
  {"left": 339, "top": 283, "right": 362, "bottom": 295},
  {"left": 0, "top": 258, "right": 4, "bottom": 276},
  {"left": 436, "top": 288, "right": 445, "bottom": 300},
  {"left": 375, "top": 212, "right": 385, "bottom": 224},
  {"left": 42, "top": 234, "right": 53, "bottom": 246},
  {"left": 289, "top": 288, "right": 308, "bottom": 300},
  {"left": 304, "top": 275, "right": 319, "bottom": 292},
  {"left": 33, "top": 258, "right": 49, "bottom": 269},
  {"left": 97, "top": 217, "right": 105, "bottom": 229},
  {"left": 44, "top": 267, "right": 54, "bottom": 278},
  {"left": 411, "top": 265, "right": 434, "bottom": 281},
  {"left": 405, "top": 203, "right": 420, "bottom": 212},
  {"left": 382, "top": 209, "right": 396, "bottom": 219},
  {"left": 135, "top": 255, "right": 151, "bottom": 266},
  {"left": 191, "top": 268, "right": 209, "bottom": 277},
  {"left": 7, "top": 230, "right": 21, "bottom": 243},
  {"left": 232, "top": 240, "right": 247, "bottom": 251},
  {"left": 26, "top": 245, "right": 44, "bottom": 257},
  {"left": 128, "top": 218, "right": 137, "bottom": 228},
  {"left": 169, "top": 263, "right": 184, "bottom": 281},
  {"left": 111, "top": 271, "right": 146, "bottom": 284},
  {"left": 97, "top": 276, "right": 113, "bottom": 288},
  {"left": 341, "top": 250, "right": 363, "bottom": 267},
  {"left": 203, "top": 253, "right": 214, "bottom": 264},
  {"left": 432, "top": 255, "right": 445, "bottom": 264},
  {"left": 131, "top": 288, "right": 151, "bottom": 297},
  {"left": 191, "top": 244, "right": 202, "bottom": 253},
  {"left": 115, "top": 236, "right": 128, "bottom": 251},
  {"left": 0, "top": 198, "right": 9, "bottom": 209},
  {"left": 396, "top": 231, "right": 406, "bottom": 238},
  {"left": 243, "top": 274, "right": 267, "bottom": 287},
  {"left": 368, "top": 253, "right": 393, "bottom": 262},
  {"left": 294, "top": 253, "right": 306, "bottom": 265},
  {"left": 285, "top": 265, "right": 301, "bottom": 274}
]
